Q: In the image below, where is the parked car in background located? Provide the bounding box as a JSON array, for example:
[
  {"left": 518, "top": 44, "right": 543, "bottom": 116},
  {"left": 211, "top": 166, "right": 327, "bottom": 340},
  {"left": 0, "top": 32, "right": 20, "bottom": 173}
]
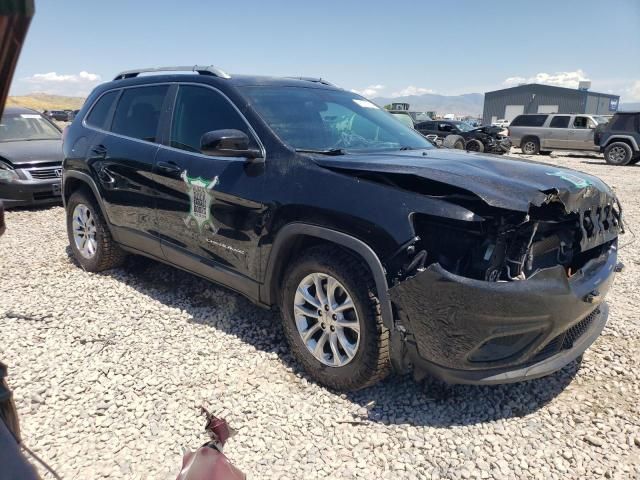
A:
[
  {"left": 491, "top": 118, "right": 509, "bottom": 128},
  {"left": 415, "top": 119, "right": 511, "bottom": 154},
  {"left": 0, "top": 107, "right": 63, "bottom": 207},
  {"left": 595, "top": 111, "right": 640, "bottom": 165},
  {"left": 63, "top": 65, "right": 622, "bottom": 392},
  {"left": 390, "top": 111, "right": 415, "bottom": 129},
  {"left": 408, "top": 111, "right": 432, "bottom": 123},
  {"left": 43, "top": 109, "right": 69, "bottom": 122},
  {"left": 509, "top": 113, "right": 609, "bottom": 155}
]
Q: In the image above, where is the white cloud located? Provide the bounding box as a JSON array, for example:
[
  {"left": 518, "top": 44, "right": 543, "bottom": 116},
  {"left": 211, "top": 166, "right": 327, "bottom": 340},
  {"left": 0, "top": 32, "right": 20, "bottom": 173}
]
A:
[
  {"left": 626, "top": 80, "right": 640, "bottom": 101},
  {"left": 351, "top": 84, "right": 438, "bottom": 98},
  {"left": 350, "top": 84, "right": 385, "bottom": 97},
  {"left": 503, "top": 70, "right": 589, "bottom": 89},
  {"left": 21, "top": 71, "right": 102, "bottom": 96},
  {"left": 390, "top": 86, "right": 436, "bottom": 97}
]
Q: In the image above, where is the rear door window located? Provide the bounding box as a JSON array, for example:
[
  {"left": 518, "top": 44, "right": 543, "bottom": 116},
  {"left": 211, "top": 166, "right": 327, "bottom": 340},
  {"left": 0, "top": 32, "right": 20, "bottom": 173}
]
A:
[
  {"left": 112, "top": 85, "right": 169, "bottom": 142},
  {"left": 549, "top": 116, "right": 570, "bottom": 128},
  {"left": 511, "top": 115, "right": 548, "bottom": 127},
  {"left": 417, "top": 121, "right": 435, "bottom": 130},
  {"left": 85, "top": 90, "right": 119, "bottom": 130}
]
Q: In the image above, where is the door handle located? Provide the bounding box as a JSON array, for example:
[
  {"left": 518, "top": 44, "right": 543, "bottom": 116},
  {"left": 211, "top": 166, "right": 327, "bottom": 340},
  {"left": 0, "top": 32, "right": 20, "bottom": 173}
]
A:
[
  {"left": 90, "top": 144, "right": 107, "bottom": 159},
  {"left": 156, "top": 161, "right": 183, "bottom": 177}
]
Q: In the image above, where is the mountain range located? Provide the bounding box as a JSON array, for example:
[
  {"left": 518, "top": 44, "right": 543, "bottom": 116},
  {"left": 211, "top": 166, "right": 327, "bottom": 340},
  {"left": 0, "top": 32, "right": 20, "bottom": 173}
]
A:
[
  {"left": 372, "top": 93, "right": 485, "bottom": 117},
  {"left": 5, "top": 92, "right": 639, "bottom": 117}
]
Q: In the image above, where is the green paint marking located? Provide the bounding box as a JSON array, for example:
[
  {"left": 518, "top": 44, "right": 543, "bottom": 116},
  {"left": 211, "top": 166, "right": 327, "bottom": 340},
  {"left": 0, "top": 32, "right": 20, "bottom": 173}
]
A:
[
  {"left": 545, "top": 171, "right": 593, "bottom": 189},
  {"left": 181, "top": 171, "right": 219, "bottom": 231}
]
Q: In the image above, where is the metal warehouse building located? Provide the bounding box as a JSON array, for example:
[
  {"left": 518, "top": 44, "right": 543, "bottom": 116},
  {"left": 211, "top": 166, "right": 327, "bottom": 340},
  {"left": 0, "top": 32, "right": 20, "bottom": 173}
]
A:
[{"left": 482, "top": 83, "right": 620, "bottom": 125}]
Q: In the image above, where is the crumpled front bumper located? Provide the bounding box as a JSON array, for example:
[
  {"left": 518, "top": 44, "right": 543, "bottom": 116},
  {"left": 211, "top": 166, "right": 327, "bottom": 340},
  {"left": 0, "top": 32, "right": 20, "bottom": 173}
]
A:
[{"left": 389, "top": 243, "right": 618, "bottom": 384}]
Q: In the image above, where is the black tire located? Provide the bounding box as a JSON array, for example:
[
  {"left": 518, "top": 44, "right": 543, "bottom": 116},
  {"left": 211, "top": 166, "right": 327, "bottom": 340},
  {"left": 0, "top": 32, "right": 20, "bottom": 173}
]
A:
[
  {"left": 604, "top": 142, "right": 633, "bottom": 166},
  {"left": 521, "top": 137, "right": 540, "bottom": 155},
  {"left": 465, "top": 139, "right": 484, "bottom": 153},
  {"left": 66, "top": 189, "right": 126, "bottom": 272},
  {"left": 279, "top": 246, "right": 390, "bottom": 391},
  {"left": 443, "top": 134, "right": 465, "bottom": 150},
  {"left": 539, "top": 150, "right": 552, "bottom": 156}
]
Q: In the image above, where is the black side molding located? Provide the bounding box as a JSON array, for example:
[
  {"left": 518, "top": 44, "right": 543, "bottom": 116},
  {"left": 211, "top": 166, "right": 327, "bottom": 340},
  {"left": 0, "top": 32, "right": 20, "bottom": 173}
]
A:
[
  {"left": 261, "top": 223, "right": 394, "bottom": 329},
  {"left": 62, "top": 170, "right": 110, "bottom": 223}
]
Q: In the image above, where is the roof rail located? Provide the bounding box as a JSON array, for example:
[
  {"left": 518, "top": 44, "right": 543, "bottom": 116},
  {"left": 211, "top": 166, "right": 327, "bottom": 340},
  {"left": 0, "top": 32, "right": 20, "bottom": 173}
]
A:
[
  {"left": 287, "top": 77, "right": 335, "bottom": 87},
  {"left": 113, "top": 65, "right": 230, "bottom": 81}
]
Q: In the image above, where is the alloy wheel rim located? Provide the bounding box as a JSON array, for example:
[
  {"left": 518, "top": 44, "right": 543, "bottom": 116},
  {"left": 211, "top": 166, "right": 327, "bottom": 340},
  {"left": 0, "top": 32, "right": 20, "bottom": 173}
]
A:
[
  {"left": 293, "top": 272, "right": 360, "bottom": 367},
  {"left": 609, "top": 146, "right": 626, "bottom": 163},
  {"left": 524, "top": 141, "right": 536, "bottom": 153},
  {"left": 72, "top": 204, "right": 98, "bottom": 259}
]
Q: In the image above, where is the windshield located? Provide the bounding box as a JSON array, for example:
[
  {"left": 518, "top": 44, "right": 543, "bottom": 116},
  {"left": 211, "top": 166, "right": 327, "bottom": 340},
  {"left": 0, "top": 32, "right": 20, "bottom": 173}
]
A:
[
  {"left": 241, "top": 86, "right": 434, "bottom": 152},
  {"left": 0, "top": 113, "right": 61, "bottom": 142},
  {"left": 454, "top": 122, "right": 474, "bottom": 132}
]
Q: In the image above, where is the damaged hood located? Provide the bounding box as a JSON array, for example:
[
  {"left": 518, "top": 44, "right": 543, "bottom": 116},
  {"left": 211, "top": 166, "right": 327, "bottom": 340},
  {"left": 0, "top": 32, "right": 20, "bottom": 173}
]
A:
[{"left": 312, "top": 149, "right": 616, "bottom": 213}]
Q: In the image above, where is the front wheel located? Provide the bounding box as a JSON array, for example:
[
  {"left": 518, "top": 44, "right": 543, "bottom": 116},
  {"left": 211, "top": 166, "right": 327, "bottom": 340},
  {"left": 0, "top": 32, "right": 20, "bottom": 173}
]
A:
[
  {"left": 465, "top": 139, "right": 484, "bottom": 153},
  {"left": 280, "top": 246, "right": 390, "bottom": 391}
]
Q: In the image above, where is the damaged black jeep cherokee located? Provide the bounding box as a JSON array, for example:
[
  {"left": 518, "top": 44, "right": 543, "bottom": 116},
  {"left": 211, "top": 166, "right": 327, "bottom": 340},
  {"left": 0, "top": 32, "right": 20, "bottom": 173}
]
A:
[{"left": 62, "top": 66, "right": 624, "bottom": 391}]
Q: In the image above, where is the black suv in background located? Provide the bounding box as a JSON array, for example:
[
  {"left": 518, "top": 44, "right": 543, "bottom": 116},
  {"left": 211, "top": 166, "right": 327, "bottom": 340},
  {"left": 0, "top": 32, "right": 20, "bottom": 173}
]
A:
[
  {"left": 415, "top": 120, "right": 512, "bottom": 154},
  {"left": 62, "top": 65, "right": 622, "bottom": 391},
  {"left": 595, "top": 111, "right": 640, "bottom": 165}
]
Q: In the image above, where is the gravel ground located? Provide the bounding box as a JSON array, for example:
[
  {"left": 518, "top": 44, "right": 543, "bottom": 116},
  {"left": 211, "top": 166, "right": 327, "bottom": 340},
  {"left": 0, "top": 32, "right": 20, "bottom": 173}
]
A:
[{"left": 1, "top": 150, "right": 639, "bottom": 479}]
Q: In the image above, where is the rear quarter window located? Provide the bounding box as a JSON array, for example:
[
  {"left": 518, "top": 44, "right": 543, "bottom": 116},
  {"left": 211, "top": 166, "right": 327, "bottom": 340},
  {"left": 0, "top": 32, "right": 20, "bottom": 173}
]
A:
[
  {"left": 511, "top": 115, "right": 548, "bottom": 127},
  {"left": 85, "top": 90, "right": 119, "bottom": 130},
  {"left": 609, "top": 114, "right": 638, "bottom": 133}
]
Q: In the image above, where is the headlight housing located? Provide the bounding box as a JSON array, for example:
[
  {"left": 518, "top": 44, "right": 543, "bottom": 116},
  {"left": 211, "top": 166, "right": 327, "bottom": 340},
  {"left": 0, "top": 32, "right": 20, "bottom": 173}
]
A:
[{"left": 0, "top": 161, "right": 18, "bottom": 181}]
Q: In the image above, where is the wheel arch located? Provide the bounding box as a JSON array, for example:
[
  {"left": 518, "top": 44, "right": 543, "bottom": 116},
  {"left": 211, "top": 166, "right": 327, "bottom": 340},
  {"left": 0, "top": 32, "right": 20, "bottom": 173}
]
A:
[
  {"left": 520, "top": 135, "right": 540, "bottom": 148},
  {"left": 261, "top": 223, "right": 394, "bottom": 329},
  {"left": 603, "top": 135, "right": 639, "bottom": 151},
  {"left": 63, "top": 171, "right": 110, "bottom": 221}
]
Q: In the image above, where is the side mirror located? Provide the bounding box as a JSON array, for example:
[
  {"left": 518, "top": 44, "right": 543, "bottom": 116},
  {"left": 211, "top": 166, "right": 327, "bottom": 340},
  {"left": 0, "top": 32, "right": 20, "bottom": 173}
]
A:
[{"left": 200, "top": 129, "right": 263, "bottom": 161}]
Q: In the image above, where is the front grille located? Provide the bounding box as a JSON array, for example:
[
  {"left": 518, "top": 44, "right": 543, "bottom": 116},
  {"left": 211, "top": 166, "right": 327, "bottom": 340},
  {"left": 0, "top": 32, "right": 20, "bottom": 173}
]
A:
[
  {"left": 563, "top": 310, "right": 597, "bottom": 349},
  {"left": 532, "top": 308, "right": 599, "bottom": 362},
  {"left": 28, "top": 167, "right": 62, "bottom": 179}
]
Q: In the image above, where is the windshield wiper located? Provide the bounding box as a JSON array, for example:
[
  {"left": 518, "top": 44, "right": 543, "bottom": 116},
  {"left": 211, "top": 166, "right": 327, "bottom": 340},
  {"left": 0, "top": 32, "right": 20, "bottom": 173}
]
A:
[
  {"left": 295, "top": 148, "right": 345, "bottom": 156},
  {"left": 399, "top": 146, "right": 415, "bottom": 150}
]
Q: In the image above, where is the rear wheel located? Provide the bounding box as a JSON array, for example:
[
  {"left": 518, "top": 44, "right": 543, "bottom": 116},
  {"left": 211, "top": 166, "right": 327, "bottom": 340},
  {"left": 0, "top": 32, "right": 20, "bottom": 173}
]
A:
[
  {"left": 280, "top": 246, "right": 390, "bottom": 391},
  {"left": 66, "top": 190, "right": 126, "bottom": 271},
  {"left": 604, "top": 142, "right": 633, "bottom": 166},
  {"left": 521, "top": 137, "right": 540, "bottom": 155}
]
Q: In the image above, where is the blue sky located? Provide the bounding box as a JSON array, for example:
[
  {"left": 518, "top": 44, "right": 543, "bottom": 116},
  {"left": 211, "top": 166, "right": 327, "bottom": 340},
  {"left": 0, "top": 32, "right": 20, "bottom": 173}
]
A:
[{"left": 11, "top": 0, "right": 640, "bottom": 101}]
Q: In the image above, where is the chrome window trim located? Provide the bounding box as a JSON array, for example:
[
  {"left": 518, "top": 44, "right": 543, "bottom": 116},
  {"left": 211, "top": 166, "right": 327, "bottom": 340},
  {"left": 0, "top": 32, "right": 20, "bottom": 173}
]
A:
[{"left": 82, "top": 81, "right": 266, "bottom": 160}]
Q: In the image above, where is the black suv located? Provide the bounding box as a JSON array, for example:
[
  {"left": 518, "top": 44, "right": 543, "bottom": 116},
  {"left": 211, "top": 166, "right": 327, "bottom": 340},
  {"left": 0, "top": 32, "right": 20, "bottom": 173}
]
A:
[
  {"left": 415, "top": 120, "right": 512, "bottom": 154},
  {"left": 595, "top": 111, "right": 640, "bottom": 165},
  {"left": 62, "top": 65, "right": 623, "bottom": 391}
]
